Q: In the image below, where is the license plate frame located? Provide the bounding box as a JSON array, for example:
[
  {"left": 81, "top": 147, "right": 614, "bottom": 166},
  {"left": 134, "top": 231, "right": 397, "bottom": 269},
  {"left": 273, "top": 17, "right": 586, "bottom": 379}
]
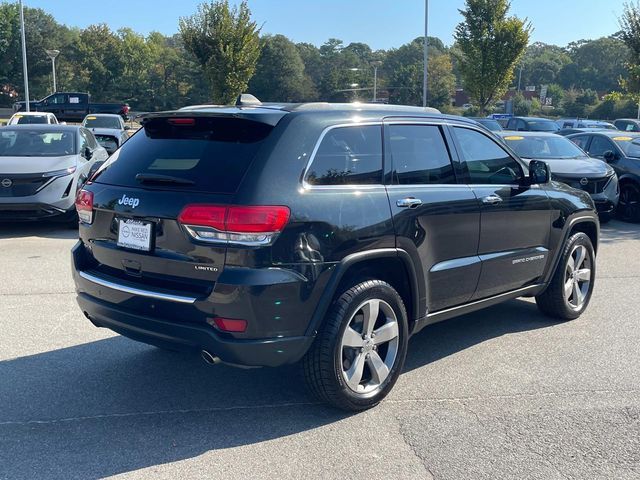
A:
[{"left": 117, "top": 218, "right": 153, "bottom": 252}]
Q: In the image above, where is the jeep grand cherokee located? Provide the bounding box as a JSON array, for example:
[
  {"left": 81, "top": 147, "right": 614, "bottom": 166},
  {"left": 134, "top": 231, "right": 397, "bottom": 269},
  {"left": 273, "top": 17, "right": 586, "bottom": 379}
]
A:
[{"left": 72, "top": 99, "right": 599, "bottom": 411}]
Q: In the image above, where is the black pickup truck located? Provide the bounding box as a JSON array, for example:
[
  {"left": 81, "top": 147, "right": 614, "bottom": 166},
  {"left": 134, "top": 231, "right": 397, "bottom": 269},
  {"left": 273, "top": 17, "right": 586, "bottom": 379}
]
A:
[{"left": 13, "top": 92, "right": 130, "bottom": 123}]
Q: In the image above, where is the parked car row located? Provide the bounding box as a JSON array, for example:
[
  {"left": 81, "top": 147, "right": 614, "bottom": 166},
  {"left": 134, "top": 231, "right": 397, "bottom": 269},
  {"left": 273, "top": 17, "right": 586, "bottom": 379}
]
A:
[
  {"left": 472, "top": 114, "right": 640, "bottom": 223},
  {"left": 0, "top": 113, "right": 131, "bottom": 222}
]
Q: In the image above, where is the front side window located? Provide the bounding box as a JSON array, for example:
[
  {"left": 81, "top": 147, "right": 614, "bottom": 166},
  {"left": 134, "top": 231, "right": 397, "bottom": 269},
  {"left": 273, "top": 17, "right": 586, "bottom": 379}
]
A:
[
  {"left": 305, "top": 125, "right": 382, "bottom": 186},
  {"left": 388, "top": 124, "right": 455, "bottom": 185},
  {"left": 453, "top": 127, "right": 523, "bottom": 185},
  {"left": 588, "top": 136, "right": 616, "bottom": 157},
  {"left": 569, "top": 135, "right": 590, "bottom": 150}
]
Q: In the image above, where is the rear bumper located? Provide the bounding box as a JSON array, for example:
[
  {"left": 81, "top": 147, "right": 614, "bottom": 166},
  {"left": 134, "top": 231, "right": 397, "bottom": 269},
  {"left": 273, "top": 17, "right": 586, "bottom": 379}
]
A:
[
  {"left": 77, "top": 293, "right": 314, "bottom": 367},
  {"left": 71, "top": 241, "right": 327, "bottom": 367}
]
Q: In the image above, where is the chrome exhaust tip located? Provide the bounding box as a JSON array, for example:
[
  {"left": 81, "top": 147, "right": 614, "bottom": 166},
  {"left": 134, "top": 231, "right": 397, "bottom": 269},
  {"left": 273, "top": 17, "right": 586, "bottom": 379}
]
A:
[{"left": 201, "top": 350, "right": 221, "bottom": 365}]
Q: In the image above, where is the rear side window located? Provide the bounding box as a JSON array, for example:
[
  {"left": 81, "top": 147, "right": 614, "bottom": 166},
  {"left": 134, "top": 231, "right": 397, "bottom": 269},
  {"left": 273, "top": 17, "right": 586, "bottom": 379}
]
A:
[
  {"left": 305, "top": 125, "right": 382, "bottom": 186},
  {"left": 94, "top": 117, "right": 273, "bottom": 193},
  {"left": 587, "top": 136, "right": 615, "bottom": 157},
  {"left": 388, "top": 124, "right": 455, "bottom": 185}
]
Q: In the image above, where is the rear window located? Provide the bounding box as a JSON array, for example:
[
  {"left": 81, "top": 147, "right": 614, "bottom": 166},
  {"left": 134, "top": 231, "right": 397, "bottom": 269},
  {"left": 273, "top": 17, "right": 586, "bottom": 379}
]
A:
[
  {"left": 15, "top": 115, "right": 49, "bottom": 125},
  {"left": 94, "top": 117, "right": 273, "bottom": 193},
  {"left": 83, "top": 116, "right": 121, "bottom": 129}
]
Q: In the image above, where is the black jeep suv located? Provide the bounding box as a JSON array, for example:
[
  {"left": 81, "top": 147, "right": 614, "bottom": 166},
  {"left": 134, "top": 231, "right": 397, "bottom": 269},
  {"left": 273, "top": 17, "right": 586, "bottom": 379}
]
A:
[{"left": 72, "top": 101, "right": 599, "bottom": 411}]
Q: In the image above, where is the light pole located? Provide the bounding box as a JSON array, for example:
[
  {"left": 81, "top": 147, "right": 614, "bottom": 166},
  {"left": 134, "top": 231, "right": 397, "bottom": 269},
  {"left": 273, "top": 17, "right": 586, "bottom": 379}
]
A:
[
  {"left": 372, "top": 61, "right": 382, "bottom": 102},
  {"left": 517, "top": 64, "right": 524, "bottom": 91},
  {"left": 423, "top": 0, "right": 429, "bottom": 107},
  {"left": 45, "top": 49, "right": 60, "bottom": 93},
  {"left": 19, "top": 0, "right": 30, "bottom": 111}
]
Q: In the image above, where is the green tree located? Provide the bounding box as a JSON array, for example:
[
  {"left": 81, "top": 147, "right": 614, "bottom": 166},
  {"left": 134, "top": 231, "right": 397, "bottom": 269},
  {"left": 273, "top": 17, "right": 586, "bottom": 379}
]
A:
[
  {"left": 521, "top": 42, "right": 571, "bottom": 87},
  {"left": 179, "top": 0, "right": 261, "bottom": 104},
  {"left": 619, "top": 2, "right": 640, "bottom": 97},
  {"left": 454, "top": 0, "right": 531, "bottom": 114},
  {"left": 560, "top": 37, "right": 629, "bottom": 91},
  {"left": 248, "top": 35, "right": 314, "bottom": 102},
  {"left": 384, "top": 37, "right": 455, "bottom": 109}
]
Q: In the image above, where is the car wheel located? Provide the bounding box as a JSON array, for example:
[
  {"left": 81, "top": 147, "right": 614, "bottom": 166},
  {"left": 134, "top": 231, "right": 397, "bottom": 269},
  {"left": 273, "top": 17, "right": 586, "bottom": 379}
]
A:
[
  {"left": 617, "top": 182, "right": 640, "bottom": 223},
  {"left": 535, "top": 232, "right": 596, "bottom": 320},
  {"left": 302, "top": 280, "right": 409, "bottom": 411}
]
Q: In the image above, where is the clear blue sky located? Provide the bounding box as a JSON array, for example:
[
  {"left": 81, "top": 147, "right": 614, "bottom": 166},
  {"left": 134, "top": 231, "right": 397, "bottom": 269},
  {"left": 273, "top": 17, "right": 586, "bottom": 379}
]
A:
[{"left": 16, "top": 0, "right": 628, "bottom": 49}]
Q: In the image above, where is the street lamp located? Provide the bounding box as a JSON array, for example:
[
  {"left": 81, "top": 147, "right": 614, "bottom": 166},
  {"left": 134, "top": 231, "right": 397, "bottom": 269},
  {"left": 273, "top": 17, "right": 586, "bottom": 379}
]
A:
[
  {"left": 372, "top": 61, "right": 382, "bottom": 102},
  {"left": 19, "top": 0, "right": 30, "bottom": 111},
  {"left": 45, "top": 49, "right": 60, "bottom": 93}
]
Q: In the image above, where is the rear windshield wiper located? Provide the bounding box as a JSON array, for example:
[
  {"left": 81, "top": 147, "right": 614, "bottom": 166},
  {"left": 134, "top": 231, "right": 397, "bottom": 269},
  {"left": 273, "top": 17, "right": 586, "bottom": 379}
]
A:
[{"left": 135, "top": 173, "right": 195, "bottom": 186}]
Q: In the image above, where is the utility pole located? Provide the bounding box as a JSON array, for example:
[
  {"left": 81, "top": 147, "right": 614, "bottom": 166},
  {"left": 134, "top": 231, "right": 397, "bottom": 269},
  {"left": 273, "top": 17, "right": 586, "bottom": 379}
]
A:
[
  {"left": 19, "top": 0, "right": 30, "bottom": 111},
  {"left": 423, "top": 0, "right": 429, "bottom": 107},
  {"left": 517, "top": 64, "right": 524, "bottom": 92}
]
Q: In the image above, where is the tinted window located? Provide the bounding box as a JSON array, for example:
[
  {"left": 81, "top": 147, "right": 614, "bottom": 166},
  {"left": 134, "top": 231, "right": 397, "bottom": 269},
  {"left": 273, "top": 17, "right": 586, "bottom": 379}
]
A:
[
  {"left": 477, "top": 119, "right": 503, "bottom": 132},
  {"left": 305, "top": 125, "right": 382, "bottom": 186},
  {"left": 83, "top": 116, "right": 122, "bottom": 129},
  {"left": 453, "top": 127, "right": 523, "bottom": 184},
  {"left": 569, "top": 135, "right": 590, "bottom": 150},
  {"left": 588, "top": 136, "right": 615, "bottom": 157},
  {"left": 94, "top": 117, "right": 273, "bottom": 193},
  {"left": 388, "top": 125, "right": 455, "bottom": 185},
  {"left": 527, "top": 119, "right": 559, "bottom": 132},
  {"left": 16, "top": 115, "right": 49, "bottom": 125}
]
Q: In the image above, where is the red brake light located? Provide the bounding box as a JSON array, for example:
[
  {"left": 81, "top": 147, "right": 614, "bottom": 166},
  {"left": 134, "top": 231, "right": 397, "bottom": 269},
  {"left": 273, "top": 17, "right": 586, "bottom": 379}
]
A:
[
  {"left": 75, "top": 189, "right": 94, "bottom": 224},
  {"left": 178, "top": 205, "right": 290, "bottom": 245},
  {"left": 208, "top": 317, "right": 248, "bottom": 333},
  {"left": 178, "top": 205, "right": 226, "bottom": 230},
  {"left": 168, "top": 117, "right": 196, "bottom": 126}
]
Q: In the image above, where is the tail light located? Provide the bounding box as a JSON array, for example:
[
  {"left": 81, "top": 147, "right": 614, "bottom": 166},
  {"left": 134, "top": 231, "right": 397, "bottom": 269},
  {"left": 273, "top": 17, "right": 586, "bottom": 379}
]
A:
[
  {"left": 75, "top": 189, "right": 94, "bottom": 224},
  {"left": 178, "top": 204, "right": 290, "bottom": 246},
  {"left": 122, "top": 105, "right": 130, "bottom": 115},
  {"left": 168, "top": 117, "right": 196, "bottom": 126}
]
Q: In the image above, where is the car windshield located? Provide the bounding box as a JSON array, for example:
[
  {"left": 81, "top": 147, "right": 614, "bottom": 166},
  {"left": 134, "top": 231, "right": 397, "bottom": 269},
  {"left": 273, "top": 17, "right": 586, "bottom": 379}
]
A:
[
  {"left": 14, "top": 115, "right": 49, "bottom": 125},
  {"left": 0, "top": 130, "right": 76, "bottom": 157},
  {"left": 612, "top": 135, "right": 640, "bottom": 158},
  {"left": 503, "top": 135, "right": 585, "bottom": 159},
  {"left": 527, "top": 120, "right": 559, "bottom": 132},
  {"left": 83, "top": 116, "right": 121, "bottom": 129}
]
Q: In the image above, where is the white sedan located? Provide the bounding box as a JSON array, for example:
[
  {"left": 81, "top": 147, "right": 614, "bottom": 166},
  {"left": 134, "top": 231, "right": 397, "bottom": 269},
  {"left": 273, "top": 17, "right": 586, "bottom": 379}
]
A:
[
  {"left": 7, "top": 111, "right": 59, "bottom": 125},
  {"left": 81, "top": 114, "right": 131, "bottom": 154},
  {"left": 0, "top": 125, "right": 108, "bottom": 222}
]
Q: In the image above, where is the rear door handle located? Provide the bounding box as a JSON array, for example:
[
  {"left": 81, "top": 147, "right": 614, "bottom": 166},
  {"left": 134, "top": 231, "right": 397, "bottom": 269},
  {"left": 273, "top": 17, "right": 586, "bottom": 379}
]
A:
[
  {"left": 396, "top": 197, "right": 423, "bottom": 208},
  {"left": 482, "top": 194, "right": 503, "bottom": 205}
]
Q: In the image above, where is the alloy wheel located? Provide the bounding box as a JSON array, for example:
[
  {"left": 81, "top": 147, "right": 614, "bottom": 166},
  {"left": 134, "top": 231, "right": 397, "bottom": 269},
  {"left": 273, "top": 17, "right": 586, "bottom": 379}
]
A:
[
  {"left": 563, "top": 244, "right": 592, "bottom": 310},
  {"left": 340, "top": 299, "right": 400, "bottom": 394}
]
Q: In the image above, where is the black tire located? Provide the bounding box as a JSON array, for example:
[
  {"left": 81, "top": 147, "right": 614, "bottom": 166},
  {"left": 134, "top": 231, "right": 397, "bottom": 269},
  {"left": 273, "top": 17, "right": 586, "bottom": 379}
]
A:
[
  {"left": 617, "top": 182, "right": 640, "bottom": 223},
  {"left": 302, "top": 280, "right": 409, "bottom": 411},
  {"left": 535, "top": 232, "right": 596, "bottom": 320}
]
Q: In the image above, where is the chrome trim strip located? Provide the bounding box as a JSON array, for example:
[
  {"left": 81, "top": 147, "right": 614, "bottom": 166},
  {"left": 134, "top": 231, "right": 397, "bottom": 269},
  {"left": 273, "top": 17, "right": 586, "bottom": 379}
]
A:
[
  {"left": 426, "top": 284, "right": 543, "bottom": 320},
  {"left": 78, "top": 270, "right": 197, "bottom": 304}
]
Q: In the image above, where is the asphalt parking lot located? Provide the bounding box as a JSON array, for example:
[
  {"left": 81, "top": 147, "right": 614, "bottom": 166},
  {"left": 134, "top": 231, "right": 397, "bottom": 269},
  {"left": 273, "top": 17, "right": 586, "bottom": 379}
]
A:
[{"left": 0, "top": 220, "right": 639, "bottom": 480}]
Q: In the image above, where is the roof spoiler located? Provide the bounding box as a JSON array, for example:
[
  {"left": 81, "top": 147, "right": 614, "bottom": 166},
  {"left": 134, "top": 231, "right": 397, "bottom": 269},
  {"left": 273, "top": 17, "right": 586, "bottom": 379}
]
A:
[{"left": 235, "top": 94, "right": 262, "bottom": 107}]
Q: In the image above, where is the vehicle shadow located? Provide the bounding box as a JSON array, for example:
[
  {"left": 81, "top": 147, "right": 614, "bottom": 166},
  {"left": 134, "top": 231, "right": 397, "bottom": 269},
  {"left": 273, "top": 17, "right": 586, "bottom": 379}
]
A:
[
  {"left": 0, "top": 298, "right": 555, "bottom": 479},
  {"left": 0, "top": 221, "right": 77, "bottom": 240},
  {"left": 404, "top": 298, "right": 555, "bottom": 372}
]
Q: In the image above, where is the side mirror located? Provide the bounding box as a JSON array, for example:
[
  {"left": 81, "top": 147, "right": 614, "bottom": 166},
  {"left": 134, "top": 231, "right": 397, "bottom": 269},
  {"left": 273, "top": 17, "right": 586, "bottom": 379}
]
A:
[
  {"left": 83, "top": 146, "right": 93, "bottom": 160},
  {"left": 528, "top": 160, "right": 550, "bottom": 185},
  {"left": 603, "top": 150, "right": 617, "bottom": 162},
  {"left": 124, "top": 125, "right": 131, "bottom": 131}
]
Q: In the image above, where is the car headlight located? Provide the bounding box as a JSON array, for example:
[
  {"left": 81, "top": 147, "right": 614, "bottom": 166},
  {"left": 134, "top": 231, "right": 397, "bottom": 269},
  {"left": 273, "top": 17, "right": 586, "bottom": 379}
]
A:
[{"left": 43, "top": 166, "right": 76, "bottom": 178}]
